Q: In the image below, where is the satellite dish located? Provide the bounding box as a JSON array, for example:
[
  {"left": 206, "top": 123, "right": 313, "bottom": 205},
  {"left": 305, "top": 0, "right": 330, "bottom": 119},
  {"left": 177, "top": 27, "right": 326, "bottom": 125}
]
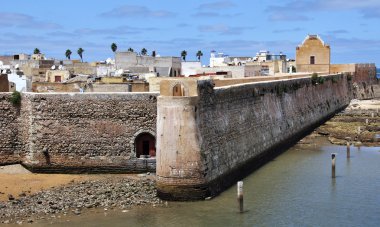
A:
[
  {"left": 106, "top": 58, "right": 112, "bottom": 64},
  {"left": 15, "top": 64, "right": 19, "bottom": 69},
  {"left": 51, "top": 65, "right": 56, "bottom": 70},
  {"left": 0, "top": 61, "right": 3, "bottom": 66},
  {"left": 58, "top": 65, "right": 63, "bottom": 70}
]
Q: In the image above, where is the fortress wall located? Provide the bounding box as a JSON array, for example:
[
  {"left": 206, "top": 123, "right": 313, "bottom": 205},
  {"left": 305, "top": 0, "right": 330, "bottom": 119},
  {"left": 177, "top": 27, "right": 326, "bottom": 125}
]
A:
[
  {"left": 0, "top": 92, "right": 158, "bottom": 173},
  {"left": 0, "top": 93, "right": 26, "bottom": 164},
  {"left": 352, "top": 64, "right": 379, "bottom": 99},
  {"left": 157, "top": 74, "right": 351, "bottom": 200}
]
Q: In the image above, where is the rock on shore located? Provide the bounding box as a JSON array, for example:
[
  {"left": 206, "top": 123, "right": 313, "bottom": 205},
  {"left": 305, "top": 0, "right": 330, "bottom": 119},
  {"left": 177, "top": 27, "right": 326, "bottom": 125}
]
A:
[
  {"left": 317, "top": 99, "right": 380, "bottom": 146},
  {"left": 0, "top": 176, "right": 161, "bottom": 224}
]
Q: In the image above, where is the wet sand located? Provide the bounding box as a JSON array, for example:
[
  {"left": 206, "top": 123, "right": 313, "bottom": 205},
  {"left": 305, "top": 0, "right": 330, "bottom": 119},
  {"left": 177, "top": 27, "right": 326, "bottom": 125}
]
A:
[{"left": 0, "top": 165, "right": 118, "bottom": 201}]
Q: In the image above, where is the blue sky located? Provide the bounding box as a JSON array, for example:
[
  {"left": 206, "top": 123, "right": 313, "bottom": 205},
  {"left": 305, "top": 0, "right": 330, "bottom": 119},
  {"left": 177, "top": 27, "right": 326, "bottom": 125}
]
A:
[{"left": 0, "top": 0, "right": 379, "bottom": 66}]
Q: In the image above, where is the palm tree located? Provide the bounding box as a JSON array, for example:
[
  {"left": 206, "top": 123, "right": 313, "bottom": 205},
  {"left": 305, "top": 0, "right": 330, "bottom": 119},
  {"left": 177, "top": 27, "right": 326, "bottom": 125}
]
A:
[
  {"left": 65, "top": 49, "right": 72, "bottom": 60},
  {"left": 152, "top": 50, "right": 156, "bottom": 57},
  {"left": 33, "top": 48, "right": 40, "bottom": 54},
  {"left": 196, "top": 50, "right": 203, "bottom": 62},
  {"left": 77, "top": 48, "right": 84, "bottom": 62},
  {"left": 128, "top": 47, "right": 134, "bottom": 52},
  {"left": 111, "top": 43, "right": 117, "bottom": 53},
  {"left": 181, "top": 50, "right": 187, "bottom": 61},
  {"left": 141, "top": 48, "right": 147, "bottom": 55}
]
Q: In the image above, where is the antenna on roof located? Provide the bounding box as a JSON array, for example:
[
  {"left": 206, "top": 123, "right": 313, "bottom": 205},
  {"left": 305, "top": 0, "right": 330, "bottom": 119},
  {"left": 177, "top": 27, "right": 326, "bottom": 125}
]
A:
[
  {"left": 58, "top": 65, "right": 63, "bottom": 70},
  {"left": 51, "top": 65, "right": 56, "bottom": 70}
]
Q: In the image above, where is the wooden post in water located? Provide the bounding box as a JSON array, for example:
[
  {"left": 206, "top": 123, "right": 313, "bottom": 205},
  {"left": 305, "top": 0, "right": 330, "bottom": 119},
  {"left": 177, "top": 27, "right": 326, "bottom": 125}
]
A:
[
  {"left": 237, "top": 181, "right": 243, "bottom": 213},
  {"left": 346, "top": 141, "right": 350, "bottom": 159},
  {"left": 366, "top": 119, "right": 369, "bottom": 125},
  {"left": 331, "top": 153, "right": 336, "bottom": 178},
  {"left": 371, "top": 112, "right": 374, "bottom": 118},
  {"left": 357, "top": 126, "right": 361, "bottom": 134}
]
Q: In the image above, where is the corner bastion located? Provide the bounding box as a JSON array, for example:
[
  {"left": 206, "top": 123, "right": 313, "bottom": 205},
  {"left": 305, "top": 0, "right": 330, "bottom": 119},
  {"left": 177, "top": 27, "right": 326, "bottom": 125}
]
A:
[{"left": 156, "top": 74, "right": 353, "bottom": 200}]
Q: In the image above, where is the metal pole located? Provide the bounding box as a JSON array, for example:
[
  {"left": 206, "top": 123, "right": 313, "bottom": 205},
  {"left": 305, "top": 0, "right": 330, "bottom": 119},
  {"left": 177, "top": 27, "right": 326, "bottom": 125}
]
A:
[
  {"left": 331, "top": 153, "right": 336, "bottom": 178},
  {"left": 237, "top": 181, "right": 244, "bottom": 213}
]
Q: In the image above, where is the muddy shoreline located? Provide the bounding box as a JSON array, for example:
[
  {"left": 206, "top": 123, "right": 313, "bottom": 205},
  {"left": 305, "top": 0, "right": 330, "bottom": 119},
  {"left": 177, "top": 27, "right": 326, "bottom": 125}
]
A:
[
  {"left": 316, "top": 99, "right": 380, "bottom": 146},
  {"left": 0, "top": 174, "right": 161, "bottom": 225}
]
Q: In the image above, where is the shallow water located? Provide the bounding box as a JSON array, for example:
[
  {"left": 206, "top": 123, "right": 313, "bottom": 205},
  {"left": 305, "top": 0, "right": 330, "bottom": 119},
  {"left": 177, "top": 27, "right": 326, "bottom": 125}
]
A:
[{"left": 36, "top": 137, "right": 380, "bottom": 227}]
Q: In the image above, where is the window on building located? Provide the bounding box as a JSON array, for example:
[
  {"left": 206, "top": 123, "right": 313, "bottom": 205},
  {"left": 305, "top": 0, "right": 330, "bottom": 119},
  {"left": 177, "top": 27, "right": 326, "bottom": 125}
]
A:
[
  {"left": 55, "top": 76, "right": 61, "bottom": 82},
  {"left": 310, "top": 56, "right": 315, "bottom": 65}
]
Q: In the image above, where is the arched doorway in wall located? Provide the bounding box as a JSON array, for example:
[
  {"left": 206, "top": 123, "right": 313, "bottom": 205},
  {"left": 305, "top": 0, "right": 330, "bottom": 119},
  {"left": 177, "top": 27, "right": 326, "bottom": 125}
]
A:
[
  {"left": 135, "top": 133, "right": 156, "bottom": 158},
  {"left": 173, "top": 83, "right": 185, "bottom": 96}
]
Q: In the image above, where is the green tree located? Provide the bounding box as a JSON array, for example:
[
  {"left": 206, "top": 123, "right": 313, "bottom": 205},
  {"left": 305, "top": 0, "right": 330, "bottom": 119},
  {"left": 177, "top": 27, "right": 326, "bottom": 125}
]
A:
[
  {"left": 33, "top": 48, "right": 40, "bottom": 54},
  {"left": 152, "top": 50, "right": 156, "bottom": 57},
  {"left": 111, "top": 43, "right": 117, "bottom": 53},
  {"left": 65, "top": 49, "right": 72, "bottom": 60},
  {"left": 141, "top": 48, "right": 147, "bottom": 55},
  {"left": 128, "top": 47, "right": 134, "bottom": 52},
  {"left": 181, "top": 50, "right": 187, "bottom": 61},
  {"left": 77, "top": 48, "right": 84, "bottom": 62},
  {"left": 196, "top": 50, "right": 203, "bottom": 61}
]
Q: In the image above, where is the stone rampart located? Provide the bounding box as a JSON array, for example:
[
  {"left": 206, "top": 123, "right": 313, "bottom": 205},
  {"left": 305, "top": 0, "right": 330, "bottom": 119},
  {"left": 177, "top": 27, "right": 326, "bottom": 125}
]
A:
[
  {"left": 351, "top": 64, "right": 379, "bottom": 99},
  {"left": 157, "top": 74, "right": 351, "bottom": 200},
  {"left": 0, "top": 92, "right": 158, "bottom": 173},
  {"left": 0, "top": 93, "right": 25, "bottom": 164}
]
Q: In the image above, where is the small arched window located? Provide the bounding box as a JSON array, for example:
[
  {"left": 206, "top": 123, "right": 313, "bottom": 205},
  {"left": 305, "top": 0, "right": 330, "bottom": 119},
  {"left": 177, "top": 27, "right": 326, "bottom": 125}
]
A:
[
  {"left": 173, "top": 83, "right": 185, "bottom": 96},
  {"left": 135, "top": 133, "right": 156, "bottom": 158}
]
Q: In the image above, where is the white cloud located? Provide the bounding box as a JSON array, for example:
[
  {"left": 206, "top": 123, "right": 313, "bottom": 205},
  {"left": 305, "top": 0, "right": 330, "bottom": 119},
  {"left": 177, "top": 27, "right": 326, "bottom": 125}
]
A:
[
  {"left": 198, "top": 24, "right": 254, "bottom": 35},
  {"left": 100, "top": 5, "right": 176, "bottom": 18},
  {"left": 0, "top": 12, "right": 62, "bottom": 30},
  {"left": 197, "top": 1, "right": 236, "bottom": 10}
]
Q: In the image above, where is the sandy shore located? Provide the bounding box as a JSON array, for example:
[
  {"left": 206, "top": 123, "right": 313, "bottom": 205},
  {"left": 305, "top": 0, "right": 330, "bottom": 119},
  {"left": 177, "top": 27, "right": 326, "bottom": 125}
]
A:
[{"left": 0, "top": 165, "right": 106, "bottom": 202}]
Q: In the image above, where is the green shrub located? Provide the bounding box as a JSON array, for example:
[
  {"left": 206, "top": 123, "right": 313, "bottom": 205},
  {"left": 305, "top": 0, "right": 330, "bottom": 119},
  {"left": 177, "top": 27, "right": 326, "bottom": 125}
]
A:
[
  {"left": 311, "top": 73, "right": 318, "bottom": 85},
  {"left": 318, "top": 76, "right": 325, "bottom": 84},
  {"left": 346, "top": 73, "right": 352, "bottom": 81},
  {"left": 10, "top": 91, "right": 21, "bottom": 105}
]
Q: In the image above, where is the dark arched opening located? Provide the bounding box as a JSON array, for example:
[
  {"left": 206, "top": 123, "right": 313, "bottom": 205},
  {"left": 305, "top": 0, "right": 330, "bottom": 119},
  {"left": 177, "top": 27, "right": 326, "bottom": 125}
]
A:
[
  {"left": 173, "top": 83, "right": 185, "bottom": 96},
  {"left": 135, "top": 133, "right": 156, "bottom": 158}
]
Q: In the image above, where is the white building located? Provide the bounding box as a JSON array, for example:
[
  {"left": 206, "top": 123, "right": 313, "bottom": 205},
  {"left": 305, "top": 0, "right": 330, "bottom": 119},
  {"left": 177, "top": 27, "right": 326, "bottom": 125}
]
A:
[
  {"left": 181, "top": 61, "right": 202, "bottom": 77},
  {"left": 8, "top": 73, "right": 28, "bottom": 92},
  {"left": 210, "top": 51, "right": 229, "bottom": 67}
]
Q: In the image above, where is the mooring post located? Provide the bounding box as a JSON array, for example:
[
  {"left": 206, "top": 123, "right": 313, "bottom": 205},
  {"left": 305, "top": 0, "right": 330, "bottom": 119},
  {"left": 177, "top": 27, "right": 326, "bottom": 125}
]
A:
[
  {"left": 357, "top": 126, "right": 361, "bottom": 134},
  {"left": 237, "top": 181, "right": 243, "bottom": 213},
  {"left": 371, "top": 112, "right": 374, "bottom": 118},
  {"left": 366, "top": 119, "right": 369, "bottom": 125},
  {"left": 346, "top": 141, "right": 350, "bottom": 159},
  {"left": 331, "top": 153, "right": 336, "bottom": 178}
]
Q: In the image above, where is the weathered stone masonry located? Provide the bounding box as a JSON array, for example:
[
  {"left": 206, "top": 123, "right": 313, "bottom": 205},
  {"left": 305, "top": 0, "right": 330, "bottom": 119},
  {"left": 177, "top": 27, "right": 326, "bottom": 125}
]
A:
[
  {"left": 157, "top": 74, "right": 352, "bottom": 200},
  {"left": 0, "top": 92, "right": 158, "bottom": 172}
]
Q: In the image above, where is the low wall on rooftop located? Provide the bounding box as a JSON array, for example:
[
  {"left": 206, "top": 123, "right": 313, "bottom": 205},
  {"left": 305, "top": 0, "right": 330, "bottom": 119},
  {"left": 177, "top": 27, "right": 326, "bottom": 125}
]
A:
[{"left": 0, "top": 92, "right": 158, "bottom": 173}]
